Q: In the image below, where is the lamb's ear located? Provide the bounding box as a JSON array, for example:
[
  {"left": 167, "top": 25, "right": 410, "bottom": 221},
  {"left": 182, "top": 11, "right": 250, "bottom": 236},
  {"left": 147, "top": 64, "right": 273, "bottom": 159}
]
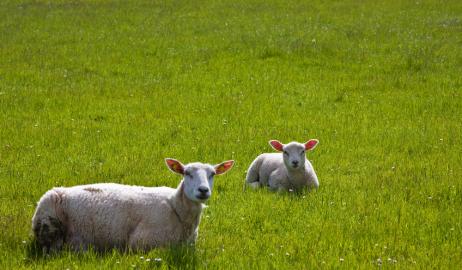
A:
[
  {"left": 165, "top": 158, "right": 185, "bottom": 175},
  {"left": 269, "top": 140, "right": 284, "bottom": 152},
  {"left": 304, "top": 139, "right": 319, "bottom": 151},
  {"left": 214, "top": 160, "right": 234, "bottom": 175}
]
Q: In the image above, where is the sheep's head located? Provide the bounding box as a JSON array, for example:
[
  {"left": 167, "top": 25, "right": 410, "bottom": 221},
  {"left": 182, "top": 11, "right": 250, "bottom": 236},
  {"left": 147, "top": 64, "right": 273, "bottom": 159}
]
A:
[
  {"left": 269, "top": 139, "right": 319, "bottom": 170},
  {"left": 165, "top": 158, "right": 234, "bottom": 202}
]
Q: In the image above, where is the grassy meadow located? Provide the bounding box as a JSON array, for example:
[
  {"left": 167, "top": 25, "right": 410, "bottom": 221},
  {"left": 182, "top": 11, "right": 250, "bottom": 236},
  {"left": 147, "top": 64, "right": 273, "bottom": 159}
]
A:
[{"left": 1, "top": 0, "right": 461, "bottom": 268}]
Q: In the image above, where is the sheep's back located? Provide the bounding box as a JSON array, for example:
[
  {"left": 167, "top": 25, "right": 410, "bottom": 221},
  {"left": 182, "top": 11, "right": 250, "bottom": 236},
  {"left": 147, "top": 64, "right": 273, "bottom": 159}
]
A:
[{"left": 57, "top": 183, "right": 176, "bottom": 247}]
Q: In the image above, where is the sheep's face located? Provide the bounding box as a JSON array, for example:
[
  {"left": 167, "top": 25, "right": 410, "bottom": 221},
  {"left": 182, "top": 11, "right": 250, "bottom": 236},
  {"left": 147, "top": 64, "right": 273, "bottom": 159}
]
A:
[
  {"left": 165, "top": 159, "right": 234, "bottom": 202},
  {"left": 269, "top": 139, "right": 319, "bottom": 170},
  {"left": 183, "top": 163, "right": 215, "bottom": 202}
]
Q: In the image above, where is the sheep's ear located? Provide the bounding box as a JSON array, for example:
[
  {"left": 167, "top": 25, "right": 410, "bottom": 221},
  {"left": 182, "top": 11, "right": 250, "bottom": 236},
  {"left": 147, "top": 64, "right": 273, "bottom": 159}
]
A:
[
  {"left": 269, "top": 140, "right": 284, "bottom": 152},
  {"left": 165, "top": 158, "right": 185, "bottom": 175},
  {"left": 214, "top": 160, "right": 234, "bottom": 175},
  {"left": 304, "top": 139, "right": 319, "bottom": 151}
]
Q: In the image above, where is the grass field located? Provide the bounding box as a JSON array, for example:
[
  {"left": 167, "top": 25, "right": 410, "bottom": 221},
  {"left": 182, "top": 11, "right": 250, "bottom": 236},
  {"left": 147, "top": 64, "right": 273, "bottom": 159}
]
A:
[{"left": 1, "top": 0, "right": 461, "bottom": 268}]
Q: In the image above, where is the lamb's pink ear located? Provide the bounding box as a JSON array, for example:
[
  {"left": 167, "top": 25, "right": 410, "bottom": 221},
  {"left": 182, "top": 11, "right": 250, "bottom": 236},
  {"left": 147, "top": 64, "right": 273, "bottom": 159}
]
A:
[
  {"left": 304, "top": 139, "right": 319, "bottom": 151},
  {"left": 269, "top": 140, "right": 284, "bottom": 152},
  {"left": 214, "top": 160, "right": 234, "bottom": 175},
  {"left": 165, "top": 158, "right": 184, "bottom": 175}
]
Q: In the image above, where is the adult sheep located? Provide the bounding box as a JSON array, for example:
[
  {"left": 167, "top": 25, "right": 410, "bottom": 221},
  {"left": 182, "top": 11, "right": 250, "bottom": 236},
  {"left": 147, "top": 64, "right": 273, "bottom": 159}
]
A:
[
  {"left": 32, "top": 158, "right": 234, "bottom": 252},
  {"left": 245, "top": 139, "right": 319, "bottom": 192}
]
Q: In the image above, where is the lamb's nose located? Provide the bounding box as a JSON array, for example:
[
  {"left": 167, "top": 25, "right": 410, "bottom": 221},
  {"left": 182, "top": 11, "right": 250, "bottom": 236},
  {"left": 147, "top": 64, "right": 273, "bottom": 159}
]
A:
[
  {"left": 198, "top": 186, "right": 209, "bottom": 194},
  {"left": 292, "top": 160, "right": 299, "bottom": 166}
]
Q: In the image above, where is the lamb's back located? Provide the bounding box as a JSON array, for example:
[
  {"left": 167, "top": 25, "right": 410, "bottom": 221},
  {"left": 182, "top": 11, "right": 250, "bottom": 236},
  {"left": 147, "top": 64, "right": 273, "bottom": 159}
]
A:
[{"left": 256, "top": 153, "right": 286, "bottom": 184}]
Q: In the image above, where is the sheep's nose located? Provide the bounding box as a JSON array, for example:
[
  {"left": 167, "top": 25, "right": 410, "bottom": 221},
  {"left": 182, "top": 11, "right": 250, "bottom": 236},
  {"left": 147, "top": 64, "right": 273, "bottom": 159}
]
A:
[
  {"left": 198, "top": 186, "right": 209, "bottom": 194},
  {"left": 292, "top": 160, "right": 299, "bottom": 166}
]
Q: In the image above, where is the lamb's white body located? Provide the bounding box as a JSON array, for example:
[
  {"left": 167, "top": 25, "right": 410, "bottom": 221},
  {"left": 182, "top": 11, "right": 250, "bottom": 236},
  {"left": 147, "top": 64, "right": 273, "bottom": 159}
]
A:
[
  {"left": 246, "top": 153, "right": 318, "bottom": 191},
  {"left": 32, "top": 159, "right": 234, "bottom": 252},
  {"left": 245, "top": 140, "right": 319, "bottom": 191}
]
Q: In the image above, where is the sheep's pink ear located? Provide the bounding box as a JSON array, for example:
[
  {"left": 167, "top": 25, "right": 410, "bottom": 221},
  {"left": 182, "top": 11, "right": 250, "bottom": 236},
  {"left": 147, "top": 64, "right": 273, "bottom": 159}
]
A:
[
  {"left": 304, "top": 139, "right": 319, "bottom": 151},
  {"left": 165, "top": 158, "right": 184, "bottom": 175},
  {"left": 269, "top": 140, "right": 284, "bottom": 152},
  {"left": 214, "top": 160, "right": 234, "bottom": 175}
]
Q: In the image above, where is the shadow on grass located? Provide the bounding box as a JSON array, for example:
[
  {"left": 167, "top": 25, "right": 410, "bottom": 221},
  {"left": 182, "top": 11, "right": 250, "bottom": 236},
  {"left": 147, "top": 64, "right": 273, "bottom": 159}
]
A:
[
  {"left": 24, "top": 238, "right": 46, "bottom": 261},
  {"left": 251, "top": 186, "right": 318, "bottom": 197},
  {"left": 23, "top": 238, "right": 98, "bottom": 265},
  {"left": 24, "top": 237, "right": 200, "bottom": 269},
  {"left": 161, "top": 244, "right": 200, "bottom": 269}
]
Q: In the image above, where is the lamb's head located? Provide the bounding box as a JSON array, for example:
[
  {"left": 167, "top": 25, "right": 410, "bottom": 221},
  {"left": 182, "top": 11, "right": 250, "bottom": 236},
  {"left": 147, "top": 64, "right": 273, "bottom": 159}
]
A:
[
  {"left": 269, "top": 139, "right": 319, "bottom": 170},
  {"left": 165, "top": 158, "right": 234, "bottom": 202}
]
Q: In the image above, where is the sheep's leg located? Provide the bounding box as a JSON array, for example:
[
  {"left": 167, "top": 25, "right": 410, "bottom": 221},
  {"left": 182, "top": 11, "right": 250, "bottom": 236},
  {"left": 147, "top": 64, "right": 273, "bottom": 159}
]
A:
[
  {"left": 32, "top": 191, "right": 67, "bottom": 253},
  {"left": 268, "top": 171, "right": 289, "bottom": 192},
  {"left": 245, "top": 158, "right": 261, "bottom": 190},
  {"left": 33, "top": 218, "right": 65, "bottom": 253},
  {"left": 128, "top": 223, "right": 155, "bottom": 251},
  {"left": 68, "top": 236, "right": 89, "bottom": 252},
  {"left": 186, "top": 228, "right": 199, "bottom": 244},
  {"left": 249, "top": 182, "right": 261, "bottom": 189}
]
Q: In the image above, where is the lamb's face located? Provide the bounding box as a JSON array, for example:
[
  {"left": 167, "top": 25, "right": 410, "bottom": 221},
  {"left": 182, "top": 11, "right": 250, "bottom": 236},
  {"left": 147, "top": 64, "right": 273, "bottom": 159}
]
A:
[
  {"left": 183, "top": 163, "right": 215, "bottom": 202},
  {"left": 282, "top": 142, "right": 306, "bottom": 170},
  {"left": 269, "top": 139, "right": 319, "bottom": 170}
]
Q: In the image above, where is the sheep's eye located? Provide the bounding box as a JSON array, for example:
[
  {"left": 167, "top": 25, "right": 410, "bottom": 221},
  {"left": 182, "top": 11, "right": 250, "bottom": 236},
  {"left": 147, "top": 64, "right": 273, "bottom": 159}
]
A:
[
  {"left": 301, "top": 150, "right": 305, "bottom": 155},
  {"left": 184, "top": 171, "right": 192, "bottom": 177},
  {"left": 283, "top": 151, "right": 289, "bottom": 155},
  {"left": 209, "top": 173, "right": 215, "bottom": 178}
]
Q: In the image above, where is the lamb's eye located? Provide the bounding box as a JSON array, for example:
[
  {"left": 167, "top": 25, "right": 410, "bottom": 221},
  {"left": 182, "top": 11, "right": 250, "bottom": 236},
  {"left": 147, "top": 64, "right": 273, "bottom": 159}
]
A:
[
  {"left": 209, "top": 172, "right": 215, "bottom": 178},
  {"left": 301, "top": 150, "right": 305, "bottom": 155},
  {"left": 185, "top": 171, "right": 192, "bottom": 177},
  {"left": 283, "top": 151, "right": 289, "bottom": 155}
]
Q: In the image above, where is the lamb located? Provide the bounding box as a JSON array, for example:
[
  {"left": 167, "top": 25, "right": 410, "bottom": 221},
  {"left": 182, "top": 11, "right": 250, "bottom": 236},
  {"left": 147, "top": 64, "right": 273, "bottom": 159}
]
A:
[
  {"left": 31, "top": 158, "right": 234, "bottom": 253},
  {"left": 245, "top": 139, "right": 319, "bottom": 192}
]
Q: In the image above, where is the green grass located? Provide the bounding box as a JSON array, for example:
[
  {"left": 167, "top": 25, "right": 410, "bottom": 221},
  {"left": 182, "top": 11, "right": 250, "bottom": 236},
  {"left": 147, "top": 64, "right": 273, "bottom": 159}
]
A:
[{"left": 1, "top": 0, "right": 461, "bottom": 268}]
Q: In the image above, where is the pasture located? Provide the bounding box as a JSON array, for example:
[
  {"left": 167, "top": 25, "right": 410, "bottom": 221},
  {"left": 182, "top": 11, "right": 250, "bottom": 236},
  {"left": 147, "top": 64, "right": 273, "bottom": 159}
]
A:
[{"left": 1, "top": 0, "right": 461, "bottom": 268}]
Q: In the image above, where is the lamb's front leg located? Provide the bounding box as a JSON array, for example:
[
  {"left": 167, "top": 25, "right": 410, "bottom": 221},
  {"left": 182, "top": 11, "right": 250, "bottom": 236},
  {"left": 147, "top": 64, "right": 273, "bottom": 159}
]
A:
[
  {"left": 248, "top": 182, "right": 262, "bottom": 189},
  {"left": 268, "top": 170, "right": 289, "bottom": 192}
]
